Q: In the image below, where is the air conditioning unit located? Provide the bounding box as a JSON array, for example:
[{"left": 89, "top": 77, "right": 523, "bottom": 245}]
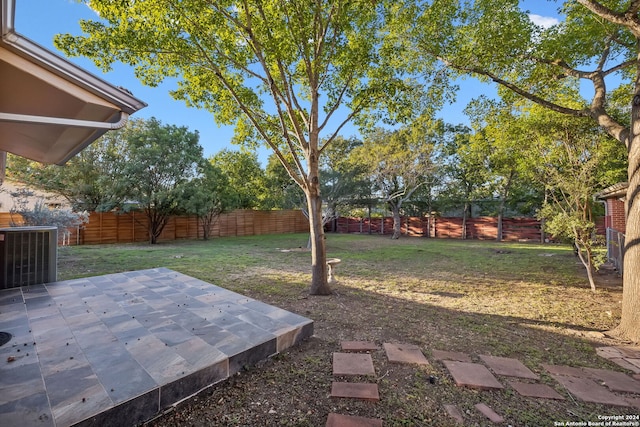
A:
[{"left": 0, "top": 226, "right": 57, "bottom": 289}]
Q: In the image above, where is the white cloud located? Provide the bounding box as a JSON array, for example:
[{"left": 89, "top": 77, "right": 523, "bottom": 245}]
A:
[{"left": 528, "top": 14, "right": 559, "bottom": 29}]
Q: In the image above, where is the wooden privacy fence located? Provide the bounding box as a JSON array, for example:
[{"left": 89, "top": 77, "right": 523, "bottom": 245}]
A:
[
  {"left": 0, "top": 209, "right": 309, "bottom": 245},
  {"left": 330, "top": 216, "right": 545, "bottom": 241}
]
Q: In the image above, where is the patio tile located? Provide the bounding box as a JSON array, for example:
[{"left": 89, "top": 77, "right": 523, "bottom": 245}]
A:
[
  {"left": 583, "top": 368, "right": 640, "bottom": 393},
  {"left": 443, "top": 404, "right": 464, "bottom": 424},
  {"left": 442, "top": 360, "right": 504, "bottom": 390},
  {"left": 475, "top": 403, "right": 504, "bottom": 423},
  {"left": 479, "top": 355, "right": 538, "bottom": 379},
  {"left": 326, "top": 413, "right": 383, "bottom": 427},
  {"left": 331, "top": 382, "right": 380, "bottom": 401},
  {"left": 383, "top": 343, "right": 429, "bottom": 365},
  {"left": 551, "top": 374, "right": 631, "bottom": 407},
  {"left": 431, "top": 350, "right": 472, "bottom": 363},
  {"left": 333, "top": 353, "right": 376, "bottom": 376},
  {"left": 507, "top": 380, "right": 565, "bottom": 400},
  {"left": 341, "top": 341, "right": 378, "bottom": 352}
]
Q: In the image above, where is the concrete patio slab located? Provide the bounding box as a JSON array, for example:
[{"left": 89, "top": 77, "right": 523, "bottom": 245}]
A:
[
  {"left": 431, "top": 350, "right": 472, "bottom": 363},
  {"left": 479, "top": 355, "right": 538, "bottom": 379},
  {"left": 333, "top": 353, "right": 376, "bottom": 376},
  {"left": 383, "top": 343, "right": 429, "bottom": 365},
  {"left": 326, "top": 413, "right": 383, "bottom": 427},
  {"left": 341, "top": 341, "right": 378, "bottom": 352},
  {"left": 442, "top": 360, "right": 504, "bottom": 390},
  {"left": 583, "top": 368, "right": 640, "bottom": 393},
  {"left": 507, "top": 380, "right": 565, "bottom": 400},
  {"left": 331, "top": 382, "right": 380, "bottom": 401},
  {"left": 550, "top": 375, "right": 631, "bottom": 407},
  {"left": 0, "top": 268, "right": 313, "bottom": 427}
]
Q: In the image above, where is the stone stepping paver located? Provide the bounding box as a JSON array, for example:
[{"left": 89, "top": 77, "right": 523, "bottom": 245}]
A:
[
  {"left": 432, "top": 350, "right": 472, "bottom": 363},
  {"left": 333, "top": 353, "right": 376, "bottom": 376},
  {"left": 551, "top": 374, "right": 631, "bottom": 407},
  {"left": 583, "top": 368, "right": 640, "bottom": 393},
  {"left": 331, "top": 382, "right": 380, "bottom": 401},
  {"left": 383, "top": 343, "right": 429, "bottom": 365},
  {"left": 326, "top": 413, "right": 383, "bottom": 427},
  {"left": 479, "top": 355, "right": 538, "bottom": 380},
  {"left": 541, "top": 364, "right": 590, "bottom": 378},
  {"left": 610, "top": 358, "right": 640, "bottom": 374},
  {"left": 443, "top": 404, "right": 464, "bottom": 424},
  {"left": 627, "top": 397, "right": 640, "bottom": 410},
  {"left": 341, "top": 341, "right": 379, "bottom": 352},
  {"left": 596, "top": 346, "right": 640, "bottom": 374},
  {"left": 507, "top": 380, "right": 565, "bottom": 400},
  {"left": 475, "top": 403, "right": 504, "bottom": 423},
  {"left": 442, "top": 360, "right": 504, "bottom": 390}
]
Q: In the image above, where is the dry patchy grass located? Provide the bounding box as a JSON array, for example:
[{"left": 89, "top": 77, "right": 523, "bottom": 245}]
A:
[{"left": 57, "top": 233, "right": 634, "bottom": 426}]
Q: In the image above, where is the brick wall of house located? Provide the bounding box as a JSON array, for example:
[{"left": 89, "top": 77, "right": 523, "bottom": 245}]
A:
[{"left": 606, "top": 198, "right": 626, "bottom": 233}]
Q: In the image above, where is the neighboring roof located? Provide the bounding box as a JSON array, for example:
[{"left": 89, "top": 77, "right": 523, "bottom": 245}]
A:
[
  {"left": 0, "top": 178, "right": 68, "bottom": 212},
  {"left": 595, "top": 182, "right": 628, "bottom": 200},
  {"left": 0, "top": 0, "right": 146, "bottom": 166}
]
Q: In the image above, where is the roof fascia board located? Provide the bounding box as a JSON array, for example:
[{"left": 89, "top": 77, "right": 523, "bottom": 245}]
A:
[{"left": 1, "top": 0, "right": 146, "bottom": 115}]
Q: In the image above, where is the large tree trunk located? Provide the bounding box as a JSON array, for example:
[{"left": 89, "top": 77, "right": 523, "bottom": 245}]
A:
[
  {"left": 307, "top": 188, "right": 330, "bottom": 295},
  {"left": 391, "top": 203, "right": 402, "bottom": 239},
  {"left": 611, "top": 109, "right": 640, "bottom": 341},
  {"left": 305, "top": 144, "right": 331, "bottom": 295},
  {"left": 611, "top": 60, "right": 640, "bottom": 343}
]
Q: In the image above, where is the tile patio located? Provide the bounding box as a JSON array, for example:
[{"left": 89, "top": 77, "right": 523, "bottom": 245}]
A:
[{"left": 0, "top": 268, "right": 313, "bottom": 427}]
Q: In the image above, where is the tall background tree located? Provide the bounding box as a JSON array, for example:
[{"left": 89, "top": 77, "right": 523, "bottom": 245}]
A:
[
  {"left": 353, "top": 121, "right": 439, "bottom": 239},
  {"left": 56, "top": 0, "right": 428, "bottom": 295},
  {"left": 118, "top": 118, "right": 204, "bottom": 244},
  {"left": 413, "top": 0, "right": 640, "bottom": 342}
]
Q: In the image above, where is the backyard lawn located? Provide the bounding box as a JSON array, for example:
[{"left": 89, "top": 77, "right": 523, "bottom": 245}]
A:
[{"left": 58, "top": 233, "right": 634, "bottom": 426}]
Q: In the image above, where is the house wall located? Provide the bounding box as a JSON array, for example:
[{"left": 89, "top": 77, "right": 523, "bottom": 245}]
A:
[{"left": 606, "top": 198, "right": 626, "bottom": 233}]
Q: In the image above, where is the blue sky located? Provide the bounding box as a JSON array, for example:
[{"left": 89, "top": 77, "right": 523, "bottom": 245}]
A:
[{"left": 15, "top": 0, "right": 560, "bottom": 166}]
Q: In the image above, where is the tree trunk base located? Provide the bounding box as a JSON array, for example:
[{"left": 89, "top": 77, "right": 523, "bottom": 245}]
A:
[
  {"left": 605, "top": 326, "right": 640, "bottom": 344},
  {"left": 309, "top": 286, "right": 333, "bottom": 296}
]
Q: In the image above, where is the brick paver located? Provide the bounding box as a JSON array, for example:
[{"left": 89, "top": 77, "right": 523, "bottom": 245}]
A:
[
  {"left": 432, "top": 350, "right": 472, "bottom": 363},
  {"left": 475, "top": 403, "right": 504, "bottom": 423},
  {"left": 333, "top": 353, "right": 376, "bottom": 376},
  {"left": 583, "top": 368, "right": 640, "bottom": 393},
  {"left": 541, "top": 364, "right": 590, "bottom": 378},
  {"left": 507, "top": 380, "right": 565, "bottom": 400},
  {"left": 383, "top": 343, "right": 429, "bottom": 365},
  {"left": 326, "top": 413, "right": 383, "bottom": 427},
  {"left": 443, "top": 404, "right": 464, "bottom": 424},
  {"left": 331, "top": 382, "right": 380, "bottom": 401},
  {"left": 443, "top": 360, "right": 504, "bottom": 390},
  {"left": 479, "top": 355, "right": 538, "bottom": 379},
  {"left": 551, "top": 374, "right": 631, "bottom": 407},
  {"left": 341, "top": 341, "right": 379, "bottom": 352}
]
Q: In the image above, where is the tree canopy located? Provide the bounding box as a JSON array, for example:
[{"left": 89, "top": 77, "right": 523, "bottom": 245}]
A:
[{"left": 57, "top": 0, "right": 430, "bottom": 294}]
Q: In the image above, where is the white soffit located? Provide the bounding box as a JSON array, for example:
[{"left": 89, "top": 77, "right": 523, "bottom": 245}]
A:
[{"left": 0, "top": 0, "right": 146, "bottom": 165}]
